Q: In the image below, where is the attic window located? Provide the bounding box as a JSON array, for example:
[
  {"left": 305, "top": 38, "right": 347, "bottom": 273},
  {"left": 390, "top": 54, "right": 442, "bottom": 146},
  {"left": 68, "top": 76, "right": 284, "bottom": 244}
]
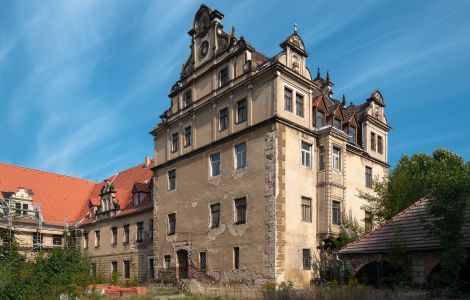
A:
[
  {"left": 349, "top": 126, "right": 356, "bottom": 144},
  {"left": 315, "top": 110, "right": 324, "bottom": 128},
  {"left": 333, "top": 118, "right": 341, "bottom": 129}
]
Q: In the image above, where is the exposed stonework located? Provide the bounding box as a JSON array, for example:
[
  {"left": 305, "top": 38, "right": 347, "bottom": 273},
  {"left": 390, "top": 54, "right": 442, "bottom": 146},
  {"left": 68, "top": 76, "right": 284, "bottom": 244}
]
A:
[{"left": 264, "top": 129, "right": 277, "bottom": 280}]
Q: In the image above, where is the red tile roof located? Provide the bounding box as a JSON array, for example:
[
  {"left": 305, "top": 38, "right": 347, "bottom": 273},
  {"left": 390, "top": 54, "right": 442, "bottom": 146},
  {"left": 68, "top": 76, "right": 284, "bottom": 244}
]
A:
[
  {"left": 0, "top": 160, "right": 154, "bottom": 226},
  {"left": 340, "top": 198, "right": 470, "bottom": 254},
  {"left": 0, "top": 162, "right": 96, "bottom": 225}
]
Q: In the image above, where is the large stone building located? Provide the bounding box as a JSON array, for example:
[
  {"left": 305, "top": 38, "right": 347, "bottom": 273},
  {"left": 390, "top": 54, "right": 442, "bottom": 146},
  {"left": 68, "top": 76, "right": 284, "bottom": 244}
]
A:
[{"left": 151, "top": 5, "right": 391, "bottom": 286}]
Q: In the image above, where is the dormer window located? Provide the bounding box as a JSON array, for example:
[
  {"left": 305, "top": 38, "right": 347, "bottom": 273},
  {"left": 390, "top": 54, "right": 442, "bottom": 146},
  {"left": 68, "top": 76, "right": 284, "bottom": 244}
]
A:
[
  {"left": 219, "top": 67, "right": 229, "bottom": 87},
  {"left": 315, "top": 110, "right": 324, "bottom": 128},
  {"left": 333, "top": 118, "right": 341, "bottom": 129},
  {"left": 133, "top": 193, "right": 139, "bottom": 207},
  {"left": 349, "top": 126, "right": 356, "bottom": 144},
  {"left": 183, "top": 90, "right": 192, "bottom": 108}
]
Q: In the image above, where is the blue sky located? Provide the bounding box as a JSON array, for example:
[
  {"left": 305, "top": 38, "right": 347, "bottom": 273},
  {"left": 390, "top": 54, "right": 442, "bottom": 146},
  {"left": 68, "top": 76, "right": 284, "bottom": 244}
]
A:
[{"left": 1, "top": 0, "right": 470, "bottom": 181}]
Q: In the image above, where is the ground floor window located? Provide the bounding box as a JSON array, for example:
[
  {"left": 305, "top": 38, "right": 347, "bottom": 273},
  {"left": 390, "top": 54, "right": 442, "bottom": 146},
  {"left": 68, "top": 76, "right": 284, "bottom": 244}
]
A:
[
  {"left": 164, "top": 255, "right": 171, "bottom": 270},
  {"left": 233, "top": 247, "right": 240, "bottom": 270},
  {"left": 111, "top": 261, "right": 117, "bottom": 274},
  {"left": 200, "top": 252, "right": 207, "bottom": 272},
  {"left": 91, "top": 263, "right": 97, "bottom": 277},
  {"left": 303, "top": 249, "right": 311, "bottom": 270},
  {"left": 148, "top": 257, "right": 155, "bottom": 280},
  {"left": 123, "top": 260, "right": 130, "bottom": 279}
]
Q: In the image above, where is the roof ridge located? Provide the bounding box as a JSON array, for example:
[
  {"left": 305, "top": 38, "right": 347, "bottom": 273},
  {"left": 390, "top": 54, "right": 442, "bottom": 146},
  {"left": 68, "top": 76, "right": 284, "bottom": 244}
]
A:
[
  {"left": 104, "top": 160, "right": 154, "bottom": 182},
  {"left": 341, "top": 197, "right": 429, "bottom": 250},
  {"left": 0, "top": 162, "right": 96, "bottom": 184}
]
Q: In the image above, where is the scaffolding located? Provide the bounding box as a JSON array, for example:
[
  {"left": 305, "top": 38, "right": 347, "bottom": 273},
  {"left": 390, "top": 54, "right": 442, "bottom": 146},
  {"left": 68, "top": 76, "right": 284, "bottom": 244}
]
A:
[{"left": 0, "top": 196, "right": 44, "bottom": 250}]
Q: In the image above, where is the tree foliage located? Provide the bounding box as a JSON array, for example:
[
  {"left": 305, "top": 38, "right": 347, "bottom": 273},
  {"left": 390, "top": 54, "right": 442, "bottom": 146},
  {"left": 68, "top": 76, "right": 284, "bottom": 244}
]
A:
[{"left": 0, "top": 235, "right": 92, "bottom": 300}]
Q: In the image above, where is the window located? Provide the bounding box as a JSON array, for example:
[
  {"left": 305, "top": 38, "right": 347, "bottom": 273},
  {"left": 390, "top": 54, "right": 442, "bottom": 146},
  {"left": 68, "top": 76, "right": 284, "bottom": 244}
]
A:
[
  {"left": 123, "top": 224, "right": 129, "bottom": 244},
  {"left": 83, "top": 232, "right": 89, "bottom": 249},
  {"left": 333, "top": 118, "right": 341, "bottom": 129},
  {"left": 319, "top": 146, "right": 325, "bottom": 170},
  {"left": 332, "top": 201, "right": 341, "bottom": 225},
  {"left": 184, "top": 126, "right": 192, "bottom": 147},
  {"left": 171, "top": 132, "right": 179, "bottom": 152},
  {"left": 349, "top": 126, "right": 356, "bottom": 144},
  {"left": 33, "top": 232, "right": 43, "bottom": 250},
  {"left": 284, "top": 88, "right": 293, "bottom": 112},
  {"left": 91, "top": 263, "right": 97, "bottom": 277},
  {"left": 148, "top": 257, "right": 155, "bottom": 280},
  {"left": 112, "top": 261, "right": 118, "bottom": 274},
  {"left": 111, "top": 227, "right": 117, "bottom": 245},
  {"left": 210, "top": 153, "right": 221, "bottom": 177},
  {"left": 377, "top": 135, "right": 383, "bottom": 154},
  {"left": 183, "top": 90, "right": 192, "bottom": 108},
  {"left": 124, "top": 260, "right": 130, "bottom": 279},
  {"left": 371, "top": 132, "right": 376, "bottom": 151},
  {"left": 234, "top": 142, "right": 247, "bottom": 169},
  {"left": 296, "top": 94, "right": 304, "bottom": 117},
  {"left": 365, "top": 167, "right": 373, "bottom": 188},
  {"left": 15, "top": 203, "right": 21, "bottom": 214},
  {"left": 219, "top": 108, "right": 228, "bottom": 131},
  {"left": 233, "top": 247, "right": 240, "bottom": 269},
  {"left": 136, "top": 222, "right": 144, "bottom": 243},
  {"left": 301, "top": 197, "right": 312, "bottom": 222},
  {"left": 95, "top": 230, "right": 100, "bottom": 248},
  {"left": 301, "top": 142, "right": 312, "bottom": 168},
  {"left": 236, "top": 99, "right": 247, "bottom": 123},
  {"left": 168, "top": 213, "right": 176, "bottom": 235},
  {"left": 133, "top": 193, "right": 139, "bottom": 207},
  {"left": 111, "top": 261, "right": 117, "bottom": 275},
  {"left": 22, "top": 203, "right": 28, "bottom": 215},
  {"left": 219, "top": 67, "right": 229, "bottom": 86},
  {"left": 164, "top": 255, "right": 171, "bottom": 270},
  {"left": 200, "top": 252, "right": 207, "bottom": 272},
  {"left": 303, "top": 249, "right": 311, "bottom": 270},
  {"left": 168, "top": 169, "right": 176, "bottom": 191},
  {"left": 53, "top": 234, "right": 63, "bottom": 246},
  {"left": 316, "top": 110, "right": 324, "bottom": 128},
  {"left": 150, "top": 219, "right": 154, "bottom": 241},
  {"left": 332, "top": 147, "right": 341, "bottom": 171},
  {"left": 365, "top": 211, "right": 373, "bottom": 233},
  {"left": 210, "top": 203, "right": 220, "bottom": 228},
  {"left": 234, "top": 197, "right": 247, "bottom": 225}
]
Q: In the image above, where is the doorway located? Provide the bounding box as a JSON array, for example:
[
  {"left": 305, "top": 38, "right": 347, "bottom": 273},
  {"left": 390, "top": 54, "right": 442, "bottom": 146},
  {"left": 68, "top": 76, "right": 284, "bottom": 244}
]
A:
[{"left": 177, "top": 249, "right": 189, "bottom": 278}]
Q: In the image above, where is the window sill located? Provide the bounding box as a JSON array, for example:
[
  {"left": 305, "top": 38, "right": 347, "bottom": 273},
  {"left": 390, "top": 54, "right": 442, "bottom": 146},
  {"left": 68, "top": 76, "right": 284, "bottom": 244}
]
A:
[
  {"left": 235, "top": 120, "right": 247, "bottom": 125},
  {"left": 234, "top": 222, "right": 246, "bottom": 226},
  {"left": 210, "top": 225, "right": 220, "bottom": 229},
  {"left": 167, "top": 233, "right": 175, "bottom": 236}
]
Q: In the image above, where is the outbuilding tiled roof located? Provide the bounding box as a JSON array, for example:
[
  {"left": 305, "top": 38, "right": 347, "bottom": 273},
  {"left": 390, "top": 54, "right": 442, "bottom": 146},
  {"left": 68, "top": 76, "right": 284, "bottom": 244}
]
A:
[{"left": 340, "top": 198, "right": 470, "bottom": 254}]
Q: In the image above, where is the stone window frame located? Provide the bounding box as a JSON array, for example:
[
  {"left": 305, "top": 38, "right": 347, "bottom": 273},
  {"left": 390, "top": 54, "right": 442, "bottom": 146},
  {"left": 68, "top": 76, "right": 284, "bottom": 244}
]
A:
[
  {"left": 332, "top": 200, "right": 341, "bottom": 225},
  {"left": 377, "top": 135, "right": 384, "bottom": 154},
  {"left": 300, "top": 140, "right": 312, "bottom": 169},
  {"left": 303, "top": 248, "right": 311, "bottom": 270},
  {"left": 183, "top": 124, "right": 192, "bottom": 147},
  {"left": 370, "top": 131, "right": 376, "bottom": 152},
  {"left": 219, "top": 65, "right": 229, "bottom": 87},
  {"left": 199, "top": 251, "right": 207, "bottom": 272},
  {"left": 233, "top": 141, "right": 247, "bottom": 170},
  {"left": 136, "top": 221, "right": 144, "bottom": 243},
  {"left": 218, "top": 106, "right": 229, "bottom": 131},
  {"left": 209, "top": 202, "right": 221, "bottom": 228},
  {"left": 295, "top": 92, "right": 305, "bottom": 118},
  {"left": 123, "top": 259, "right": 131, "bottom": 279},
  {"left": 167, "top": 212, "right": 177, "bottom": 235},
  {"left": 365, "top": 166, "right": 373, "bottom": 188},
  {"left": 209, "top": 151, "right": 221, "bottom": 177},
  {"left": 332, "top": 146, "right": 342, "bottom": 172},
  {"left": 301, "top": 196, "right": 312, "bottom": 223},
  {"left": 170, "top": 131, "right": 179, "bottom": 153},
  {"left": 111, "top": 261, "right": 118, "bottom": 274},
  {"left": 236, "top": 98, "right": 247, "bottom": 123},
  {"left": 284, "top": 86, "right": 293, "bottom": 112},
  {"left": 168, "top": 169, "right": 177, "bottom": 191},
  {"left": 183, "top": 89, "right": 192, "bottom": 108},
  {"left": 233, "top": 247, "right": 240, "bottom": 270},
  {"left": 111, "top": 226, "right": 118, "bottom": 246},
  {"left": 163, "top": 255, "right": 171, "bottom": 270},
  {"left": 233, "top": 196, "right": 247, "bottom": 225},
  {"left": 123, "top": 224, "right": 130, "bottom": 245}
]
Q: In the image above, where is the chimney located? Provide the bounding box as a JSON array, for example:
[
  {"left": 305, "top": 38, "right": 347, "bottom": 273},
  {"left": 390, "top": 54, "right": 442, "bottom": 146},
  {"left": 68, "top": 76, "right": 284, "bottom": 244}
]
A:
[{"left": 144, "top": 156, "right": 152, "bottom": 168}]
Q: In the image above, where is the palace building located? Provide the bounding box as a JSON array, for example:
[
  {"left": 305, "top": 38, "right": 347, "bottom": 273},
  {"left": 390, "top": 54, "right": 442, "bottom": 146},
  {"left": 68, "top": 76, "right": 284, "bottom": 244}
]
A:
[{"left": 150, "top": 4, "right": 390, "bottom": 286}]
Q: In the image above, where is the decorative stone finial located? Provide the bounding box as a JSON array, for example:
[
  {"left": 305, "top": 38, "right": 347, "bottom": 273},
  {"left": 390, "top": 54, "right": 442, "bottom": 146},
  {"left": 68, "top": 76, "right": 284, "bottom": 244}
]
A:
[
  {"left": 316, "top": 67, "right": 321, "bottom": 79},
  {"left": 294, "top": 23, "right": 298, "bottom": 33},
  {"left": 231, "top": 26, "right": 236, "bottom": 38},
  {"left": 341, "top": 94, "right": 346, "bottom": 106},
  {"left": 326, "top": 70, "right": 331, "bottom": 83}
]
